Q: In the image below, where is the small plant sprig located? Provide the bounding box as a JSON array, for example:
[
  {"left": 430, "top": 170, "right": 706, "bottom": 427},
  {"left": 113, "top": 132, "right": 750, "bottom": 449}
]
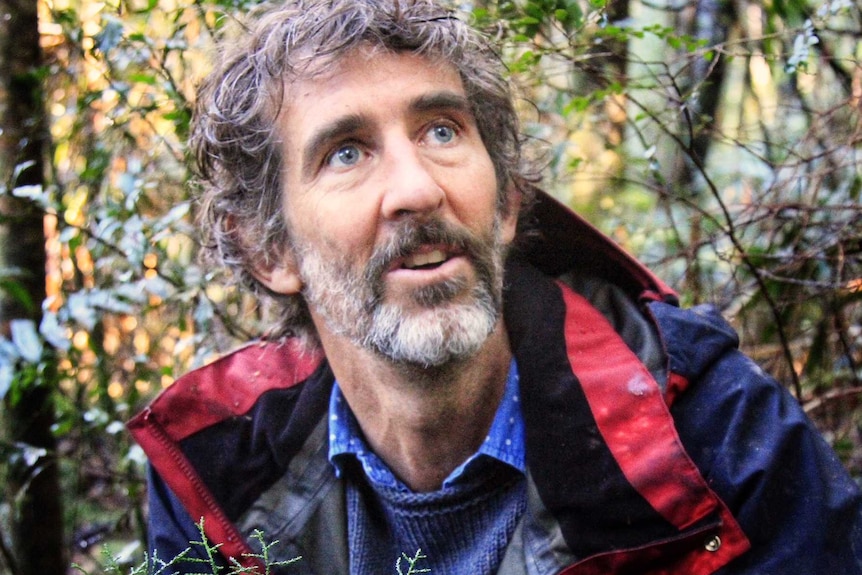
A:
[
  {"left": 395, "top": 549, "right": 431, "bottom": 575},
  {"left": 234, "top": 529, "right": 302, "bottom": 575},
  {"left": 72, "top": 519, "right": 301, "bottom": 575},
  {"left": 74, "top": 518, "right": 432, "bottom": 575},
  {"left": 72, "top": 546, "right": 193, "bottom": 575},
  {"left": 181, "top": 518, "right": 227, "bottom": 574}
]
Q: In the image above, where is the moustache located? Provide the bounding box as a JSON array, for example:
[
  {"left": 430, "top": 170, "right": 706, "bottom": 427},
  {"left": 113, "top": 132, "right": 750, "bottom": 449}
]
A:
[{"left": 361, "top": 218, "right": 493, "bottom": 296}]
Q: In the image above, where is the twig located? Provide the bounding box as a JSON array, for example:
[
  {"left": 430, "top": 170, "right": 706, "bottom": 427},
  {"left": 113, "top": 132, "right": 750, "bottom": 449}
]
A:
[
  {"left": 804, "top": 387, "right": 862, "bottom": 414},
  {"left": 627, "top": 90, "right": 805, "bottom": 399}
]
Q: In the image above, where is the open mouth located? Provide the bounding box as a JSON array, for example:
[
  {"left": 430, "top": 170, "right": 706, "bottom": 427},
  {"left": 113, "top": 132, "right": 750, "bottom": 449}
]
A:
[
  {"left": 402, "top": 249, "right": 448, "bottom": 270},
  {"left": 392, "top": 246, "right": 464, "bottom": 272}
]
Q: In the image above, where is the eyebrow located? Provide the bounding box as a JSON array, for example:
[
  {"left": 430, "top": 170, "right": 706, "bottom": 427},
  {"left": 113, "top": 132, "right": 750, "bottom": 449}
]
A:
[{"left": 299, "top": 90, "right": 473, "bottom": 179}]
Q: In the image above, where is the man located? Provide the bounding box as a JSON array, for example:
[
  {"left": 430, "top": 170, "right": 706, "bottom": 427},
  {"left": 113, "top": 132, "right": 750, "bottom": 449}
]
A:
[{"left": 128, "top": 1, "right": 862, "bottom": 573}]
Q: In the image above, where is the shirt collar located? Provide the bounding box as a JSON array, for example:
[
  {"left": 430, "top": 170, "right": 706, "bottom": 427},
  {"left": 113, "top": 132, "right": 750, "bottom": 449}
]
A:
[{"left": 328, "top": 359, "right": 525, "bottom": 490}]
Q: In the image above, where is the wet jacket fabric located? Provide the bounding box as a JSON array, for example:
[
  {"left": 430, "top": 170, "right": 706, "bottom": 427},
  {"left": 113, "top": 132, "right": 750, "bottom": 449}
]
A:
[{"left": 129, "top": 192, "right": 862, "bottom": 574}]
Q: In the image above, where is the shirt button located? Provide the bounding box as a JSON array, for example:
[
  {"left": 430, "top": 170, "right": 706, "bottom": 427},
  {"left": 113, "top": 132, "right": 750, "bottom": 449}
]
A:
[{"left": 704, "top": 535, "right": 722, "bottom": 552}]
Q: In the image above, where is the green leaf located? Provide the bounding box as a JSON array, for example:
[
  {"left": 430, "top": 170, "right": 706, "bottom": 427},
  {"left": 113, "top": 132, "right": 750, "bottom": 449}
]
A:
[
  {"left": 95, "top": 17, "right": 125, "bottom": 54},
  {"left": 0, "top": 278, "right": 36, "bottom": 313},
  {"left": 129, "top": 72, "right": 158, "bottom": 85},
  {"left": 40, "top": 313, "right": 71, "bottom": 352},
  {"left": 0, "top": 351, "right": 14, "bottom": 400},
  {"left": 11, "top": 320, "right": 43, "bottom": 363},
  {"left": 563, "top": 95, "right": 593, "bottom": 114},
  {"left": 515, "top": 16, "right": 541, "bottom": 26}
]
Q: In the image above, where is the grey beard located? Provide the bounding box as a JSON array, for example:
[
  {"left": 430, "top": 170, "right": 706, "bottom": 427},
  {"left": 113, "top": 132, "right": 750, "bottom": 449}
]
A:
[
  {"left": 362, "top": 278, "right": 500, "bottom": 367},
  {"left": 294, "top": 216, "right": 507, "bottom": 368}
]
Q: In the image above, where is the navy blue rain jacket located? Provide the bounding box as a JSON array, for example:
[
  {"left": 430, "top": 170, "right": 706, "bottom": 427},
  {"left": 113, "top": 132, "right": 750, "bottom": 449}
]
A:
[{"left": 130, "top": 192, "right": 862, "bottom": 574}]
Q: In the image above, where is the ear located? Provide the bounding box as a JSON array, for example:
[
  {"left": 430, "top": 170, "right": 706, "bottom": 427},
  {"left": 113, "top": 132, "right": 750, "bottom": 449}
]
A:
[{"left": 253, "top": 251, "right": 303, "bottom": 295}]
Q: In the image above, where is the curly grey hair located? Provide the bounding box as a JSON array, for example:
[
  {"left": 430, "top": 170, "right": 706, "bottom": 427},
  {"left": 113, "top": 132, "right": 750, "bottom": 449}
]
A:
[{"left": 191, "top": 0, "right": 537, "bottom": 341}]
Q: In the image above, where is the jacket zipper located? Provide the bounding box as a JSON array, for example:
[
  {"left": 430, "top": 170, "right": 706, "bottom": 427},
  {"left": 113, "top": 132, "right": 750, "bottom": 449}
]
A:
[{"left": 142, "top": 408, "right": 264, "bottom": 570}]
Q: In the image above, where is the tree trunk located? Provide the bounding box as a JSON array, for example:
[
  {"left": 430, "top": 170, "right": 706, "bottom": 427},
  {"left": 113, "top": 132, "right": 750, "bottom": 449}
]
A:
[{"left": 0, "top": 0, "right": 64, "bottom": 573}]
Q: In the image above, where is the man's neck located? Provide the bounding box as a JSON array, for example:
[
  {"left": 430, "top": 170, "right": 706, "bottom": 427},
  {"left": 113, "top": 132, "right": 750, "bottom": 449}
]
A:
[{"left": 317, "top": 320, "right": 513, "bottom": 492}]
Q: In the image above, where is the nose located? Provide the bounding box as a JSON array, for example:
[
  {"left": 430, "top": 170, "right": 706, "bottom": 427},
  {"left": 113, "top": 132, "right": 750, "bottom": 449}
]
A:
[{"left": 379, "top": 139, "right": 445, "bottom": 220}]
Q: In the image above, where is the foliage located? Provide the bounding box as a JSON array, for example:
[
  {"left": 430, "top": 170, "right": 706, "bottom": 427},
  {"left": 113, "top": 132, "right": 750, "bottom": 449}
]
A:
[
  {"left": 2, "top": 0, "right": 265, "bottom": 569},
  {"left": 472, "top": 0, "right": 861, "bottom": 454},
  {"left": 72, "top": 520, "right": 425, "bottom": 575},
  {"left": 0, "top": 0, "right": 859, "bottom": 571},
  {"left": 71, "top": 521, "right": 302, "bottom": 575}
]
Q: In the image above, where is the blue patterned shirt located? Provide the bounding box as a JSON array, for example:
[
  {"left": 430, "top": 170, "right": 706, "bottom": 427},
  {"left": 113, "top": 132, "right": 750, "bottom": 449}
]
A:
[{"left": 328, "top": 359, "right": 525, "bottom": 490}]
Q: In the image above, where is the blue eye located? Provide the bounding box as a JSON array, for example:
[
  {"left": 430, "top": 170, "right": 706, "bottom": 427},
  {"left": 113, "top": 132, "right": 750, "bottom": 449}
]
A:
[
  {"left": 429, "top": 124, "right": 456, "bottom": 144},
  {"left": 328, "top": 144, "right": 363, "bottom": 168}
]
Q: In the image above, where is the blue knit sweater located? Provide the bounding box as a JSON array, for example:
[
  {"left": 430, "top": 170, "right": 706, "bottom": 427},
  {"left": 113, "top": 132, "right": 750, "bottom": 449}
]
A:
[{"left": 345, "top": 459, "right": 526, "bottom": 574}]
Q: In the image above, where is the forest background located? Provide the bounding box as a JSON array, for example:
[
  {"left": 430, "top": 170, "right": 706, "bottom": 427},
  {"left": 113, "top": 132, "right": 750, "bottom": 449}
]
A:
[{"left": 0, "top": 0, "right": 859, "bottom": 573}]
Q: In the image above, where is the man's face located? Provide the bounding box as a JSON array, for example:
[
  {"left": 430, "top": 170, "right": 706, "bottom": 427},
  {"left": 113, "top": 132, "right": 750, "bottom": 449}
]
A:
[{"left": 268, "top": 48, "right": 518, "bottom": 366}]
